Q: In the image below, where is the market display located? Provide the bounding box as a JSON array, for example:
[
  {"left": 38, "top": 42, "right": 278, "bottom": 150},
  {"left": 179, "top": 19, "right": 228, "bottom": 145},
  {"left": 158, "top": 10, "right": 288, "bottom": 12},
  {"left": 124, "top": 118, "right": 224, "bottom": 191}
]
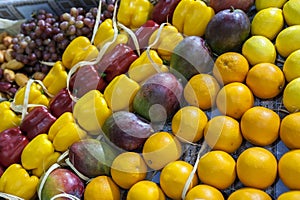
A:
[{"left": 1, "top": 0, "right": 300, "bottom": 199}]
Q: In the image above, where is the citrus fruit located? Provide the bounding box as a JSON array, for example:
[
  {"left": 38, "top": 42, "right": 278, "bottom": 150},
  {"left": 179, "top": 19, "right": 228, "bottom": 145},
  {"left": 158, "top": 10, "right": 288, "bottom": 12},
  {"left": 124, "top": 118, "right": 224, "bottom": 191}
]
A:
[
  {"left": 216, "top": 82, "right": 254, "bottom": 119},
  {"left": 197, "top": 150, "right": 236, "bottom": 190},
  {"left": 283, "top": 77, "right": 300, "bottom": 113},
  {"left": 160, "top": 160, "right": 198, "bottom": 200},
  {"left": 277, "top": 191, "right": 300, "bottom": 200},
  {"left": 251, "top": 8, "right": 284, "bottom": 40},
  {"left": 184, "top": 74, "right": 220, "bottom": 110},
  {"left": 213, "top": 52, "right": 249, "bottom": 85},
  {"left": 255, "top": 0, "right": 287, "bottom": 11},
  {"left": 245, "top": 63, "right": 285, "bottom": 99},
  {"left": 275, "top": 25, "right": 300, "bottom": 58},
  {"left": 171, "top": 106, "right": 208, "bottom": 143},
  {"left": 203, "top": 115, "right": 243, "bottom": 153},
  {"left": 280, "top": 112, "right": 300, "bottom": 149},
  {"left": 110, "top": 152, "right": 147, "bottom": 189},
  {"left": 242, "top": 35, "right": 276, "bottom": 66},
  {"left": 185, "top": 184, "right": 224, "bottom": 200},
  {"left": 84, "top": 175, "right": 120, "bottom": 200},
  {"left": 227, "top": 187, "right": 272, "bottom": 200},
  {"left": 241, "top": 106, "right": 280, "bottom": 146},
  {"left": 278, "top": 150, "right": 300, "bottom": 189},
  {"left": 126, "top": 180, "right": 165, "bottom": 200},
  {"left": 283, "top": 49, "right": 300, "bottom": 82},
  {"left": 283, "top": 0, "right": 300, "bottom": 26},
  {"left": 236, "top": 147, "right": 277, "bottom": 189},
  {"left": 142, "top": 131, "right": 182, "bottom": 170}
]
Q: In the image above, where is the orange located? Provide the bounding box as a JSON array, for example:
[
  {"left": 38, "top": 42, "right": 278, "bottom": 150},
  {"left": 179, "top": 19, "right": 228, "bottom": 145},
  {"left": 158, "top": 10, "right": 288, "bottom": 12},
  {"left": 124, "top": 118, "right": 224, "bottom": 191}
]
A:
[
  {"left": 184, "top": 74, "right": 220, "bottom": 110},
  {"left": 240, "top": 106, "right": 280, "bottom": 146},
  {"left": 203, "top": 115, "right": 243, "bottom": 153},
  {"left": 213, "top": 52, "right": 249, "bottom": 85},
  {"left": 110, "top": 152, "right": 147, "bottom": 189},
  {"left": 84, "top": 175, "right": 120, "bottom": 200},
  {"left": 246, "top": 63, "right": 285, "bottom": 99},
  {"left": 160, "top": 160, "right": 198, "bottom": 200},
  {"left": 277, "top": 191, "right": 300, "bottom": 200},
  {"left": 142, "top": 131, "right": 182, "bottom": 170},
  {"left": 227, "top": 187, "right": 272, "bottom": 200},
  {"left": 236, "top": 147, "right": 277, "bottom": 189},
  {"left": 278, "top": 149, "right": 300, "bottom": 190},
  {"left": 283, "top": 77, "right": 300, "bottom": 113},
  {"left": 280, "top": 112, "right": 300, "bottom": 149},
  {"left": 197, "top": 150, "right": 236, "bottom": 190},
  {"left": 126, "top": 180, "right": 165, "bottom": 200},
  {"left": 171, "top": 106, "right": 208, "bottom": 143},
  {"left": 216, "top": 82, "right": 254, "bottom": 119},
  {"left": 185, "top": 184, "right": 224, "bottom": 200}
]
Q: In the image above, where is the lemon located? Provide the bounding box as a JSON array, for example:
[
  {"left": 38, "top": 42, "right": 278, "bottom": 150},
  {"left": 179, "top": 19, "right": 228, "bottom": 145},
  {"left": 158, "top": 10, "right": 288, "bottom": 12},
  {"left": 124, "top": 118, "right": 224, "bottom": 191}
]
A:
[
  {"left": 283, "top": 49, "right": 300, "bottom": 82},
  {"left": 278, "top": 150, "right": 300, "bottom": 189},
  {"left": 227, "top": 188, "right": 272, "bottom": 200},
  {"left": 197, "top": 150, "right": 236, "bottom": 190},
  {"left": 275, "top": 25, "right": 300, "bottom": 58},
  {"left": 185, "top": 184, "right": 224, "bottom": 200},
  {"left": 283, "top": 0, "right": 300, "bottom": 26},
  {"left": 126, "top": 180, "right": 165, "bottom": 200},
  {"left": 283, "top": 77, "right": 300, "bottom": 113},
  {"left": 278, "top": 191, "right": 300, "bottom": 200},
  {"left": 255, "top": 0, "right": 288, "bottom": 11},
  {"left": 251, "top": 7, "right": 284, "bottom": 40},
  {"left": 242, "top": 36, "right": 276, "bottom": 65}
]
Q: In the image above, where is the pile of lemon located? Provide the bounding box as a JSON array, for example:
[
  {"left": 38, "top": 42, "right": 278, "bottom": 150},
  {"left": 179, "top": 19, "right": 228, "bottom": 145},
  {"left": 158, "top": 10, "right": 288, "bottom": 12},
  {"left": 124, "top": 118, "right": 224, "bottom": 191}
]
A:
[{"left": 83, "top": 0, "right": 300, "bottom": 199}]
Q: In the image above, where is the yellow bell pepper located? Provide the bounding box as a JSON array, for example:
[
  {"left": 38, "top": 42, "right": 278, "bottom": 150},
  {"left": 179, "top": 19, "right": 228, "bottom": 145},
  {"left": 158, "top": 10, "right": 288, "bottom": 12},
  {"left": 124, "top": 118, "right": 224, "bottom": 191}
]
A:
[
  {"left": 48, "top": 112, "right": 87, "bottom": 152},
  {"left": 32, "top": 152, "right": 61, "bottom": 177},
  {"left": 117, "top": 0, "right": 153, "bottom": 29},
  {"left": 128, "top": 50, "right": 169, "bottom": 83},
  {"left": 148, "top": 24, "right": 184, "bottom": 61},
  {"left": 104, "top": 74, "right": 140, "bottom": 112},
  {"left": 94, "top": 18, "right": 128, "bottom": 50},
  {"left": 73, "top": 90, "right": 112, "bottom": 134},
  {"left": 0, "top": 101, "right": 21, "bottom": 132},
  {"left": 21, "top": 134, "right": 55, "bottom": 174},
  {"left": 42, "top": 61, "right": 68, "bottom": 96},
  {"left": 0, "top": 164, "right": 39, "bottom": 200},
  {"left": 14, "top": 82, "right": 49, "bottom": 107},
  {"left": 62, "top": 36, "right": 99, "bottom": 69},
  {"left": 172, "top": 0, "right": 215, "bottom": 36}
]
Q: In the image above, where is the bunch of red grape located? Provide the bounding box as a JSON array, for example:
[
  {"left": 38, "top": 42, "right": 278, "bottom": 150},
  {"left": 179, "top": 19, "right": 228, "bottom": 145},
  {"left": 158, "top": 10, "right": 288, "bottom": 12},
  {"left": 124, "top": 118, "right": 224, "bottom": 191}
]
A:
[{"left": 11, "top": 0, "right": 116, "bottom": 77}]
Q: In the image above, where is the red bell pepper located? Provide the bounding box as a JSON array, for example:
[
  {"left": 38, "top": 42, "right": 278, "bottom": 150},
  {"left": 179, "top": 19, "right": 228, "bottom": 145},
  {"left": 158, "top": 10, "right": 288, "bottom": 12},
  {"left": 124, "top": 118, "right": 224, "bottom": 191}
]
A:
[
  {"left": 20, "top": 106, "right": 56, "bottom": 140},
  {"left": 94, "top": 44, "right": 138, "bottom": 83},
  {"left": 151, "top": 0, "right": 181, "bottom": 24},
  {"left": 0, "top": 165, "right": 4, "bottom": 177},
  {"left": 127, "top": 20, "right": 160, "bottom": 51},
  {"left": 0, "top": 127, "right": 29, "bottom": 167},
  {"left": 69, "top": 65, "right": 107, "bottom": 97},
  {"left": 49, "top": 88, "right": 75, "bottom": 118}
]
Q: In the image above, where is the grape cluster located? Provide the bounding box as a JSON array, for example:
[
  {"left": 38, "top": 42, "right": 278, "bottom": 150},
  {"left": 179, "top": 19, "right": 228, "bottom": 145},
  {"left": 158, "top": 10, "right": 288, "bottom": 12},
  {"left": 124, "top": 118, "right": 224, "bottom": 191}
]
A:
[{"left": 11, "top": 1, "right": 116, "bottom": 76}]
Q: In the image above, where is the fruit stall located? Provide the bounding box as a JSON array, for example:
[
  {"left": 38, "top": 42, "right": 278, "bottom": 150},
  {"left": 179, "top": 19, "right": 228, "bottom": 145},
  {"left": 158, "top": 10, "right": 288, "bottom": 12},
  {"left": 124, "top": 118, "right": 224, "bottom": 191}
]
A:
[{"left": 0, "top": 0, "right": 300, "bottom": 199}]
